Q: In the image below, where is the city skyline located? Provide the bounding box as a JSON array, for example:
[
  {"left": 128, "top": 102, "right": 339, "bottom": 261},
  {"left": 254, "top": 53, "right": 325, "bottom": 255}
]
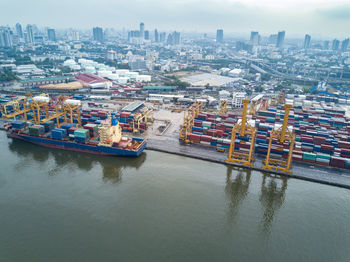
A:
[{"left": 1, "top": 0, "right": 350, "bottom": 38}]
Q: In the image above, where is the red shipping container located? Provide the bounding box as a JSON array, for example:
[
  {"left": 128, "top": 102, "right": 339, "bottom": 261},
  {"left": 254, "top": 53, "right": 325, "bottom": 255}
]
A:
[
  {"left": 338, "top": 141, "right": 350, "bottom": 149},
  {"left": 200, "top": 135, "right": 212, "bottom": 142}
]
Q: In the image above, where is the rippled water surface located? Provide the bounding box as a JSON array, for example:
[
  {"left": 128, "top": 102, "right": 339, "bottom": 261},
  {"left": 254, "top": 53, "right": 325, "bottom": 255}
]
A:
[{"left": 1, "top": 132, "right": 350, "bottom": 262}]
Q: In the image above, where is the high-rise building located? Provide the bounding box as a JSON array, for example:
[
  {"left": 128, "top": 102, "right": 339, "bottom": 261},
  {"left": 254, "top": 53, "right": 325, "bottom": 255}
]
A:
[
  {"left": 250, "top": 31, "right": 259, "bottom": 45},
  {"left": 304, "top": 34, "right": 311, "bottom": 49},
  {"left": 276, "top": 31, "right": 285, "bottom": 48},
  {"left": 341, "top": 38, "right": 349, "bottom": 52},
  {"left": 26, "top": 24, "right": 34, "bottom": 44},
  {"left": 173, "top": 31, "right": 180, "bottom": 45},
  {"left": 140, "top": 22, "right": 144, "bottom": 39},
  {"left": 167, "top": 33, "right": 173, "bottom": 45},
  {"left": 323, "top": 40, "right": 329, "bottom": 50},
  {"left": 93, "top": 27, "right": 103, "bottom": 42},
  {"left": 47, "top": 28, "right": 56, "bottom": 42},
  {"left": 144, "top": 30, "right": 149, "bottom": 40},
  {"left": 154, "top": 29, "right": 159, "bottom": 42},
  {"left": 0, "top": 27, "right": 13, "bottom": 47},
  {"left": 72, "top": 31, "right": 79, "bottom": 41},
  {"left": 16, "top": 23, "right": 23, "bottom": 38},
  {"left": 216, "top": 29, "right": 223, "bottom": 43},
  {"left": 332, "top": 39, "right": 340, "bottom": 51},
  {"left": 159, "top": 32, "right": 166, "bottom": 42}
]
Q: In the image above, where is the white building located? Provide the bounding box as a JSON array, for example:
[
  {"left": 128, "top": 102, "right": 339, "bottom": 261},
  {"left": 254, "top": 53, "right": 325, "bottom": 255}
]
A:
[{"left": 232, "top": 92, "right": 246, "bottom": 108}]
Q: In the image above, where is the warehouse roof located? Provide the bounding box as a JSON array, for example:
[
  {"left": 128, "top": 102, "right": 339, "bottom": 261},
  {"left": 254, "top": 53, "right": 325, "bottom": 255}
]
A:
[
  {"left": 122, "top": 101, "right": 144, "bottom": 112},
  {"left": 142, "top": 86, "right": 177, "bottom": 91},
  {"left": 20, "top": 75, "right": 73, "bottom": 83}
]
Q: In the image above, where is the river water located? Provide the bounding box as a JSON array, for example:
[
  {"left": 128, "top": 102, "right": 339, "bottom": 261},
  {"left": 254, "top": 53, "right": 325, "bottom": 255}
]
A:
[{"left": 1, "top": 131, "right": 350, "bottom": 262}]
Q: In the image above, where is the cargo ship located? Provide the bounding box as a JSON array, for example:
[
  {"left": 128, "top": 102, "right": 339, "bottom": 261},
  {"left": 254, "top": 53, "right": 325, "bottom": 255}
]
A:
[{"left": 7, "top": 116, "right": 146, "bottom": 157}]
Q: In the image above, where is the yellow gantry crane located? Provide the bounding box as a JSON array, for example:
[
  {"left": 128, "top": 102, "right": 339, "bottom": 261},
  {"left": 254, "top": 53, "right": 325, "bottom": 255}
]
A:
[
  {"left": 179, "top": 101, "right": 202, "bottom": 141},
  {"left": 226, "top": 99, "right": 256, "bottom": 167},
  {"left": 218, "top": 100, "right": 228, "bottom": 115},
  {"left": 249, "top": 100, "right": 258, "bottom": 115},
  {"left": 277, "top": 91, "right": 285, "bottom": 105},
  {"left": 260, "top": 98, "right": 269, "bottom": 111},
  {"left": 132, "top": 107, "right": 154, "bottom": 134},
  {"left": 262, "top": 104, "right": 295, "bottom": 174},
  {"left": 1, "top": 94, "right": 33, "bottom": 121}
]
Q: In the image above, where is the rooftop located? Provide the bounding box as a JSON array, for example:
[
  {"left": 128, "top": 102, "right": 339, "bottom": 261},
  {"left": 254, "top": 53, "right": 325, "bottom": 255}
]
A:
[
  {"left": 142, "top": 86, "right": 177, "bottom": 90},
  {"left": 20, "top": 75, "right": 74, "bottom": 83},
  {"left": 122, "top": 101, "right": 144, "bottom": 112}
]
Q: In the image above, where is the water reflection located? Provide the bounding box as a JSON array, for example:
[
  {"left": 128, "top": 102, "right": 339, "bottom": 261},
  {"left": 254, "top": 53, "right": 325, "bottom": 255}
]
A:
[
  {"left": 8, "top": 139, "right": 147, "bottom": 183},
  {"left": 259, "top": 173, "right": 288, "bottom": 233},
  {"left": 225, "top": 166, "right": 252, "bottom": 224}
]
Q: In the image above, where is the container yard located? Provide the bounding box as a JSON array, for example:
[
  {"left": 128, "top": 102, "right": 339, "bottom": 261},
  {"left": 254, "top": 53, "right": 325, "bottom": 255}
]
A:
[{"left": 1, "top": 92, "right": 350, "bottom": 189}]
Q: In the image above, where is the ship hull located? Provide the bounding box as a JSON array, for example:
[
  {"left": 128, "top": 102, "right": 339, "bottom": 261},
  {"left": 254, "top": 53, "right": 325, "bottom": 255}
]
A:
[{"left": 7, "top": 132, "right": 146, "bottom": 157}]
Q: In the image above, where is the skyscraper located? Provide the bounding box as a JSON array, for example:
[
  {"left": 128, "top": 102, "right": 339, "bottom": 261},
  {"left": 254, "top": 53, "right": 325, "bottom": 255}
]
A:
[
  {"left": 159, "top": 32, "right": 166, "bottom": 42},
  {"left": 47, "top": 29, "right": 56, "bottom": 42},
  {"left": 276, "top": 31, "right": 285, "bottom": 48},
  {"left": 26, "top": 24, "right": 34, "bottom": 44},
  {"left": 341, "top": 38, "right": 349, "bottom": 52},
  {"left": 72, "top": 31, "right": 79, "bottom": 41},
  {"left": 332, "top": 39, "right": 340, "bottom": 51},
  {"left": 216, "top": 29, "right": 223, "bottom": 43},
  {"left": 140, "top": 22, "right": 144, "bottom": 39},
  {"left": 16, "top": 23, "right": 23, "bottom": 38},
  {"left": 250, "top": 31, "right": 259, "bottom": 45},
  {"left": 144, "top": 30, "right": 149, "bottom": 40},
  {"left": 93, "top": 27, "right": 103, "bottom": 42},
  {"left": 304, "top": 34, "right": 311, "bottom": 49},
  {"left": 154, "top": 29, "right": 159, "bottom": 42},
  {"left": 0, "top": 28, "right": 13, "bottom": 47},
  {"left": 173, "top": 31, "right": 180, "bottom": 45}
]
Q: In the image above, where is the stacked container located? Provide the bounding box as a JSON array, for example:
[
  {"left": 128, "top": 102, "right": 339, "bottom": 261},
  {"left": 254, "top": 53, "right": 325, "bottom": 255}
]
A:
[
  {"left": 28, "top": 125, "right": 45, "bottom": 136},
  {"left": 74, "top": 129, "right": 90, "bottom": 143}
]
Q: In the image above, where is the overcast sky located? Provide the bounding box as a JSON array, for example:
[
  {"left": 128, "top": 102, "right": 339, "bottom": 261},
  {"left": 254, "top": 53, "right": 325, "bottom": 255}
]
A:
[{"left": 1, "top": 0, "right": 350, "bottom": 38}]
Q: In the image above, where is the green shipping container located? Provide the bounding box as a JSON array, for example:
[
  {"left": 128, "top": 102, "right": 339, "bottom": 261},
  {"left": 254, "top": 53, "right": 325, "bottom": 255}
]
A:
[
  {"left": 303, "top": 152, "right": 316, "bottom": 161},
  {"left": 316, "top": 153, "right": 331, "bottom": 160},
  {"left": 74, "top": 128, "right": 89, "bottom": 138}
]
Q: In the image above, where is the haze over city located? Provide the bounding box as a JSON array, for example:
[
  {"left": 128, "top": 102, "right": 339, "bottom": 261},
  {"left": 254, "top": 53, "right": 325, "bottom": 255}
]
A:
[{"left": 1, "top": 0, "right": 350, "bottom": 37}]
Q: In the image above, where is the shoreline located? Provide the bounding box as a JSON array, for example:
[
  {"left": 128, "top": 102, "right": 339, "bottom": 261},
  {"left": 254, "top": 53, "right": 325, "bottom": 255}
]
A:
[{"left": 146, "top": 139, "right": 350, "bottom": 190}]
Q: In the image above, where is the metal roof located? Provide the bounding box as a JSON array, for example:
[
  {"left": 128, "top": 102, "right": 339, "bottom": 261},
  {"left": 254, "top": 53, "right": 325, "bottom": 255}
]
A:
[
  {"left": 122, "top": 101, "right": 144, "bottom": 112},
  {"left": 142, "top": 86, "right": 176, "bottom": 90},
  {"left": 20, "top": 76, "right": 73, "bottom": 83}
]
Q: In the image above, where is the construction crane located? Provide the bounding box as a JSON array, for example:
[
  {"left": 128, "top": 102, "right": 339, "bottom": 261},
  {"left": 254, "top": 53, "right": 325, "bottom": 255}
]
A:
[
  {"left": 179, "top": 101, "right": 202, "bottom": 141},
  {"left": 218, "top": 100, "right": 228, "bottom": 115},
  {"left": 262, "top": 104, "right": 295, "bottom": 174},
  {"left": 226, "top": 99, "right": 256, "bottom": 167}
]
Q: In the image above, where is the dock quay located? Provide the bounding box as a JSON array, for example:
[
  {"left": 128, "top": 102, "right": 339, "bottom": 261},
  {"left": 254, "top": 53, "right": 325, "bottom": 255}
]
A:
[{"left": 146, "top": 138, "right": 350, "bottom": 190}]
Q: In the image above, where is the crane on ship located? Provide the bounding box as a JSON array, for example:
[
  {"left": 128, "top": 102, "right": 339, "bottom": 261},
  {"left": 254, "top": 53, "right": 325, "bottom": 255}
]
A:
[
  {"left": 226, "top": 99, "right": 256, "bottom": 167},
  {"left": 262, "top": 104, "right": 295, "bottom": 174}
]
